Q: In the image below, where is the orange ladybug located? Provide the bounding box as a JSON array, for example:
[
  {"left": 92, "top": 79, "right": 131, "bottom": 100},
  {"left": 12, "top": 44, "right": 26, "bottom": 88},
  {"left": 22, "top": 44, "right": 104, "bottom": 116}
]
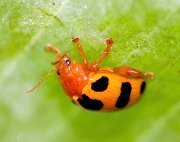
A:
[{"left": 27, "top": 37, "right": 154, "bottom": 111}]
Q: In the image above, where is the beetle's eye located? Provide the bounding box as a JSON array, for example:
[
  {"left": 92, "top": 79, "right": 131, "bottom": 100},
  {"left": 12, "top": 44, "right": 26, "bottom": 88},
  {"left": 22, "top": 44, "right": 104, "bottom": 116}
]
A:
[{"left": 66, "top": 60, "right": 71, "bottom": 66}]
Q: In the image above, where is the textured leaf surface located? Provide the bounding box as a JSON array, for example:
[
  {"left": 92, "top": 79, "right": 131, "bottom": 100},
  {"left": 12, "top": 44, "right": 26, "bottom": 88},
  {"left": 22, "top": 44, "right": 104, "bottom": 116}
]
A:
[{"left": 0, "top": 0, "right": 179, "bottom": 142}]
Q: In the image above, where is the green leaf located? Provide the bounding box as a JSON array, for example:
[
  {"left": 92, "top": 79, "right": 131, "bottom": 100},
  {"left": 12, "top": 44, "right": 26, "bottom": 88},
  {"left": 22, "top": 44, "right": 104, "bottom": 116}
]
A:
[{"left": 0, "top": 0, "right": 179, "bottom": 142}]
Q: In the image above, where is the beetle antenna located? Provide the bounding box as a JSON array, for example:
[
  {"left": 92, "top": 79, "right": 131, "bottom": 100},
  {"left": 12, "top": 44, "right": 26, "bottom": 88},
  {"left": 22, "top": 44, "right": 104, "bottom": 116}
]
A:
[{"left": 25, "top": 67, "right": 56, "bottom": 94}]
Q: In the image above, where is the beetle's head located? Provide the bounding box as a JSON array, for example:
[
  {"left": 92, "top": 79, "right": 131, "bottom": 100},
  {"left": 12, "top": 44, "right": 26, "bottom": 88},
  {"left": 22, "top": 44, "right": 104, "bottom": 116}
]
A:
[
  {"left": 51, "top": 52, "right": 72, "bottom": 75},
  {"left": 58, "top": 53, "right": 71, "bottom": 68}
]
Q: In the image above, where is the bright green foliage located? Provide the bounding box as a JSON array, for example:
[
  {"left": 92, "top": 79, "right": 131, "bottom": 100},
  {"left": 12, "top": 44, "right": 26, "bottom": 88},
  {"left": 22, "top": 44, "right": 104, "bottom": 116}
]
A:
[{"left": 0, "top": 0, "right": 179, "bottom": 142}]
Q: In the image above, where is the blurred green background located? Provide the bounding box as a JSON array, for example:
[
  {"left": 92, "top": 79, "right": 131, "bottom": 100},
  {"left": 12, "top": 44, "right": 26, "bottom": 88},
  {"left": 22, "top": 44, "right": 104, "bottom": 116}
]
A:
[{"left": 0, "top": 0, "right": 180, "bottom": 142}]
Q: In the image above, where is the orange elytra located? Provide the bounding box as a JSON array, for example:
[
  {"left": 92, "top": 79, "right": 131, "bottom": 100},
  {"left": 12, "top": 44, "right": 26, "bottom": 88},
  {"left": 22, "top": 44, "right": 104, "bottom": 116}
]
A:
[{"left": 27, "top": 37, "right": 154, "bottom": 111}]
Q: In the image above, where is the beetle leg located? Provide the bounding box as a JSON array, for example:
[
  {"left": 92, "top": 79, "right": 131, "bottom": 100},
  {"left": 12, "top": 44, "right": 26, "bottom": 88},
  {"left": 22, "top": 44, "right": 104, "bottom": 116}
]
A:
[
  {"left": 144, "top": 72, "right": 155, "bottom": 79},
  {"left": 90, "top": 38, "right": 114, "bottom": 70},
  {"left": 46, "top": 44, "right": 61, "bottom": 60},
  {"left": 72, "top": 37, "right": 88, "bottom": 67},
  {"left": 72, "top": 95, "right": 79, "bottom": 104},
  {"left": 114, "top": 66, "right": 154, "bottom": 79}
]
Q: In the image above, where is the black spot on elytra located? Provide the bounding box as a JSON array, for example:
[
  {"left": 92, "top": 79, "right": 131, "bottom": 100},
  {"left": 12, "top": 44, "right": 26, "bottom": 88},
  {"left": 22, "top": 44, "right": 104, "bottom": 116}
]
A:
[
  {"left": 140, "top": 81, "right": 146, "bottom": 94},
  {"left": 91, "top": 76, "right": 109, "bottom": 92},
  {"left": 116, "top": 82, "right": 132, "bottom": 108},
  {"left": 77, "top": 94, "right": 103, "bottom": 110}
]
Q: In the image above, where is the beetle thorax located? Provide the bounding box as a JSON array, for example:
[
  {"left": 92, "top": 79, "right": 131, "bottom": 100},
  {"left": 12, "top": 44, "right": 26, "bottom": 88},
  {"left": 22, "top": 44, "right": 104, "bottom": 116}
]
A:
[{"left": 57, "top": 61, "right": 89, "bottom": 97}]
